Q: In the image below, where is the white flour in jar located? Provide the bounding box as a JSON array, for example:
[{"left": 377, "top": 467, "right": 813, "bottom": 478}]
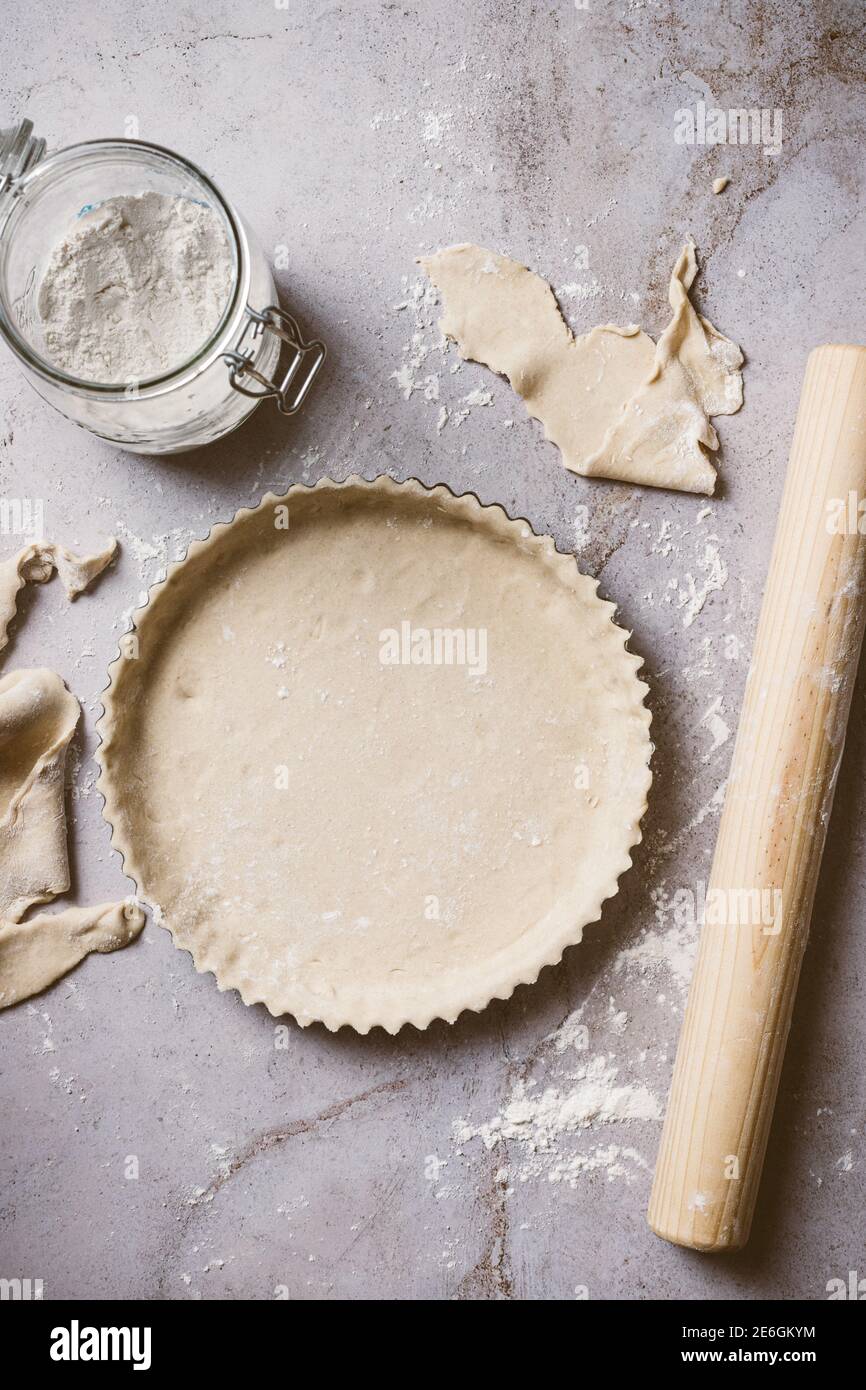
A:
[{"left": 36, "top": 191, "right": 233, "bottom": 383}]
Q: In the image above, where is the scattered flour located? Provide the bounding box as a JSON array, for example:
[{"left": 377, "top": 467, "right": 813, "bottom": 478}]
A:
[
  {"left": 615, "top": 922, "right": 698, "bottom": 993},
  {"left": 277, "top": 1195, "right": 310, "bottom": 1217},
  {"left": 698, "top": 696, "right": 731, "bottom": 760},
  {"left": 455, "top": 1053, "right": 660, "bottom": 1189},
  {"left": 546, "top": 1007, "right": 589, "bottom": 1054},
  {"left": 454, "top": 1000, "right": 661, "bottom": 1190},
  {"left": 638, "top": 508, "right": 735, "bottom": 637},
  {"left": 370, "top": 108, "right": 407, "bottom": 131},
  {"left": 558, "top": 278, "right": 602, "bottom": 304},
  {"left": 679, "top": 539, "right": 728, "bottom": 628},
  {"left": 613, "top": 882, "right": 703, "bottom": 992},
  {"left": 424, "top": 1154, "right": 448, "bottom": 1184},
  {"left": 113, "top": 519, "right": 166, "bottom": 571},
  {"left": 461, "top": 388, "right": 494, "bottom": 408},
  {"left": 391, "top": 276, "right": 443, "bottom": 404},
  {"left": 391, "top": 276, "right": 502, "bottom": 433},
  {"left": 112, "top": 518, "right": 201, "bottom": 590},
  {"left": 653, "top": 780, "right": 728, "bottom": 864},
  {"left": 407, "top": 194, "right": 444, "bottom": 223},
  {"left": 422, "top": 110, "right": 453, "bottom": 146}
]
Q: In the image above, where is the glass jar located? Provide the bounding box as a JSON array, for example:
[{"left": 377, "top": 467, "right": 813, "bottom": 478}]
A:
[{"left": 0, "top": 122, "right": 325, "bottom": 454}]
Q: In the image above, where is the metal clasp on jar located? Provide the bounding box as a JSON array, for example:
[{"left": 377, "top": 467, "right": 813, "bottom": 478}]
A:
[
  {"left": 223, "top": 305, "right": 326, "bottom": 416},
  {"left": 0, "top": 120, "right": 46, "bottom": 205}
]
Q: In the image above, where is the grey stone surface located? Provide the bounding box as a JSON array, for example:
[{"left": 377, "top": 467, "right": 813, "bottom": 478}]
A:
[{"left": 1, "top": 0, "right": 864, "bottom": 1300}]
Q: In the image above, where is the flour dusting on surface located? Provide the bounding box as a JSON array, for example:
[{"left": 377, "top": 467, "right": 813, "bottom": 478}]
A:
[
  {"left": 679, "top": 539, "right": 728, "bottom": 628},
  {"left": 698, "top": 696, "right": 731, "bottom": 760},
  {"left": 453, "top": 1005, "right": 662, "bottom": 1189}
]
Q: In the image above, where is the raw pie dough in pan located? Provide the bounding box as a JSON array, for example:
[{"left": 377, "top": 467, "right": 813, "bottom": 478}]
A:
[{"left": 97, "top": 478, "right": 652, "bottom": 1032}]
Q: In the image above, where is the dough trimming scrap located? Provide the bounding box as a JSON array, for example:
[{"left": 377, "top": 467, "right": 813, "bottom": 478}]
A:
[
  {"left": 0, "top": 537, "right": 144, "bottom": 1009},
  {"left": 420, "top": 241, "right": 744, "bottom": 495}
]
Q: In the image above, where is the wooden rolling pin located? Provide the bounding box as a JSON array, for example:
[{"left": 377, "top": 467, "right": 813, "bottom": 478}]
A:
[{"left": 648, "top": 343, "right": 866, "bottom": 1251}]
